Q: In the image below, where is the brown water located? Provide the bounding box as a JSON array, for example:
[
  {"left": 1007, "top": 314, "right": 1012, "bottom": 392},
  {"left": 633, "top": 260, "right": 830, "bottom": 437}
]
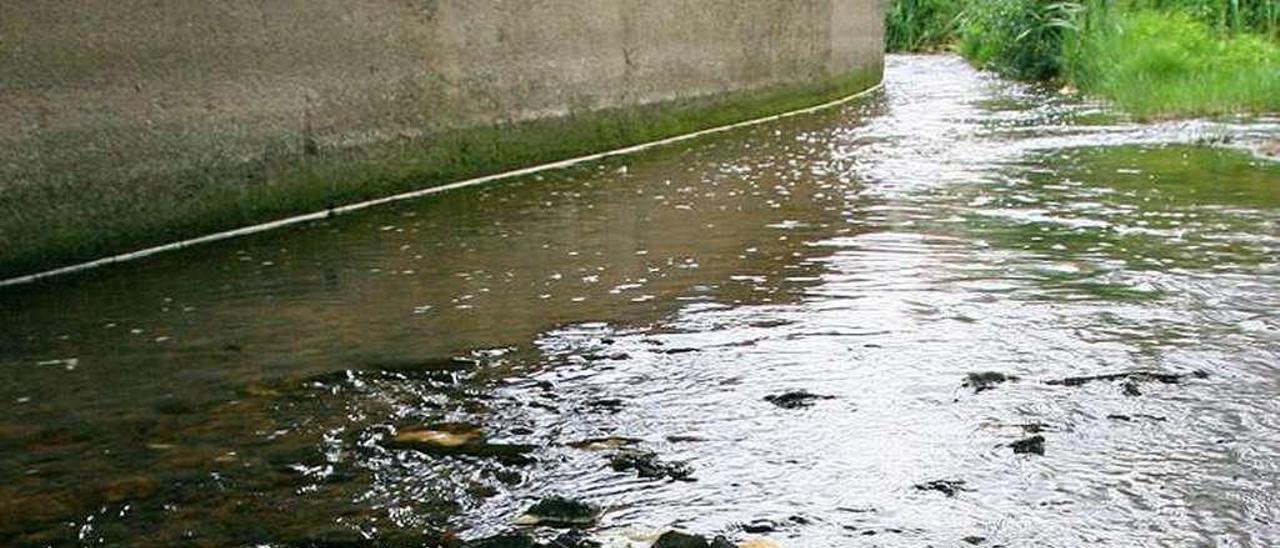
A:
[{"left": 2, "top": 55, "right": 1279, "bottom": 547}]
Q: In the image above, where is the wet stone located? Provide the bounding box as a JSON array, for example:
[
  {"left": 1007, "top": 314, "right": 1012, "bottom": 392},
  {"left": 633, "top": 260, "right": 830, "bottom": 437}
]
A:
[
  {"left": 466, "top": 533, "right": 539, "bottom": 548},
  {"left": 963, "top": 372, "right": 1019, "bottom": 393},
  {"left": 1010, "top": 435, "right": 1046, "bottom": 455},
  {"left": 374, "top": 356, "right": 482, "bottom": 378},
  {"left": 651, "top": 531, "right": 735, "bottom": 548},
  {"left": 487, "top": 467, "right": 524, "bottom": 485},
  {"left": 609, "top": 450, "right": 694, "bottom": 481},
  {"left": 962, "top": 536, "right": 987, "bottom": 545},
  {"left": 1122, "top": 381, "right": 1142, "bottom": 397},
  {"left": 514, "top": 497, "right": 599, "bottom": 529},
  {"left": 1046, "top": 370, "right": 1207, "bottom": 388},
  {"left": 740, "top": 519, "right": 778, "bottom": 534},
  {"left": 1107, "top": 413, "right": 1167, "bottom": 422},
  {"left": 568, "top": 436, "right": 642, "bottom": 452},
  {"left": 660, "top": 347, "right": 701, "bottom": 355},
  {"left": 914, "top": 479, "right": 969, "bottom": 498},
  {"left": 549, "top": 530, "right": 603, "bottom": 548},
  {"left": 385, "top": 424, "right": 536, "bottom": 465},
  {"left": 391, "top": 424, "right": 483, "bottom": 449},
  {"left": 763, "top": 391, "right": 835, "bottom": 409},
  {"left": 586, "top": 398, "right": 626, "bottom": 412}
]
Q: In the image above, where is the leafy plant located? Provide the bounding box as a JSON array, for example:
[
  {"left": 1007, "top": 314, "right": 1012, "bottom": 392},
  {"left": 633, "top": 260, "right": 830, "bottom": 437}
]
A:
[{"left": 960, "top": 0, "right": 1084, "bottom": 80}]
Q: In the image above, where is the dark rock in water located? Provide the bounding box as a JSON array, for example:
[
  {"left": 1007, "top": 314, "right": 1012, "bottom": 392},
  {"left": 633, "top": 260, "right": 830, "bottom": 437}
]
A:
[
  {"left": 1107, "top": 413, "right": 1167, "bottom": 423},
  {"left": 1010, "top": 435, "right": 1045, "bottom": 455},
  {"left": 152, "top": 396, "right": 198, "bottom": 415},
  {"left": 515, "top": 497, "right": 599, "bottom": 528},
  {"left": 1018, "top": 423, "right": 1048, "bottom": 434},
  {"left": 98, "top": 476, "right": 159, "bottom": 504},
  {"left": 1122, "top": 381, "right": 1142, "bottom": 397},
  {"left": 764, "top": 391, "right": 835, "bottom": 409},
  {"left": 661, "top": 348, "right": 701, "bottom": 355},
  {"left": 375, "top": 356, "right": 481, "bottom": 375},
  {"left": 288, "top": 527, "right": 459, "bottom": 548},
  {"left": 914, "top": 479, "right": 969, "bottom": 497},
  {"left": 651, "top": 532, "right": 734, "bottom": 548},
  {"left": 549, "top": 531, "right": 602, "bottom": 548},
  {"left": 740, "top": 519, "right": 778, "bottom": 534},
  {"left": 568, "top": 436, "right": 643, "bottom": 452},
  {"left": 466, "top": 482, "right": 500, "bottom": 499},
  {"left": 587, "top": 398, "right": 626, "bottom": 412},
  {"left": 961, "top": 536, "right": 987, "bottom": 545},
  {"left": 963, "top": 372, "right": 1019, "bottom": 393},
  {"left": 465, "top": 533, "right": 539, "bottom": 548},
  {"left": 609, "top": 450, "right": 694, "bottom": 481},
  {"left": 1046, "top": 370, "right": 1208, "bottom": 388}
]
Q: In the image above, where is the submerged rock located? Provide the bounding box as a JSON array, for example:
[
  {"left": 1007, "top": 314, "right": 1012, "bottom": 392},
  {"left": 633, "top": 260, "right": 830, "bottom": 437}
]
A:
[
  {"left": 386, "top": 424, "right": 536, "bottom": 465},
  {"left": 609, "top": 450, "right": 694, "bottom": 481},
  {"left": 1046, "top": 370, "right": 1207, "bottom": 388},
  {"left": 739, "top": 520, "right": 778, "bottom": 534},
  {"left": 587, "top": 398, "right": 627, "bottom": 412},
  {"left": 763, "top": 391, "right": 835, "bottom": 409},
  {"left": 548, "top": 530, "right": 603, "bottom": 548},
  {"left": 514, "top": 497, "right": 599, "bottom": 529},
  {"left": 1107, "top": 413, "right": 1167, "bottom": 422},
  {"left": 375, "top": 356, "right": 481, "bottom": 375},
  {"left": 392, "top": 425, "right": 482, "bottom": 449},
  {"left": 913, "top": 479, "right": 969, "bottom": 498},
  {"left": 568, "top": 436, "right": 643, "bottom": 452},
  {"left": 651, "top": 531, "right": 734, "bottom": 548},
  {"left": 1122, "top": 381, "right": 1142, "bottom": 397},
  {"left": 1261, "top": 139, "right": 1280, "bottom": 159},
  {"left": 466, "top": 533, "right": 539, "bottom": 548},
  {"left": 963, "top": 372, "right": 1019, "bottom": 393},
  {"left": 1010, "top": 435, "right": 1045, "bottom": 455}
]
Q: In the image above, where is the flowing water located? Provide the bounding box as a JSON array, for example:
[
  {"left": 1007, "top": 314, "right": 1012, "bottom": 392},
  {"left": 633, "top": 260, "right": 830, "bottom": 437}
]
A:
[{"left": 2, "top": 55, "right": 1279, "bottom": 547}]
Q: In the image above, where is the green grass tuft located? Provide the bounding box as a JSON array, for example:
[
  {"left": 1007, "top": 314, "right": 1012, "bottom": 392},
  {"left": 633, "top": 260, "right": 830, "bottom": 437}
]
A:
[
  {"left": 1068, "top": 10, "right": 1280, "bottom": 118},
  {"left": 886, "top": 0, "right": 1279, "bottom": 117},
  {"left": 886, "top": 0, "right": 965, "bottom": 52}
]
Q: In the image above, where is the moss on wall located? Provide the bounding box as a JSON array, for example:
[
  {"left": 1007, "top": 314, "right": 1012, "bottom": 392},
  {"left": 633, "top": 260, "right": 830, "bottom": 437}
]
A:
[
  {"left": 0, "top": 68, "right": 881, "bottom": 279},
  {"left": 0, "top": 0, "right": 884, "bottom": 279}
]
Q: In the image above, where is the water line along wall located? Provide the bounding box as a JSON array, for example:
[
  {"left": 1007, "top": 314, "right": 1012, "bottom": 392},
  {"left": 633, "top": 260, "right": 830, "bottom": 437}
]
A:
[{"left": 0, "top": 0, "right": 884, "bottom": 278}]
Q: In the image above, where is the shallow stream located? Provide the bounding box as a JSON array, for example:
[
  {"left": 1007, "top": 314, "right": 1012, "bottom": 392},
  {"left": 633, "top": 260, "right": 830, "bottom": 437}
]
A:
[{"left": 2, "top": 55, "right": 1278, "bottom": 547}]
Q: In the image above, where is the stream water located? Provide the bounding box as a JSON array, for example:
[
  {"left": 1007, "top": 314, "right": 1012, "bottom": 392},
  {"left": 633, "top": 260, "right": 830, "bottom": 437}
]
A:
[{"left": 2, "top": 55, "right": 1279, "bottom": 547}]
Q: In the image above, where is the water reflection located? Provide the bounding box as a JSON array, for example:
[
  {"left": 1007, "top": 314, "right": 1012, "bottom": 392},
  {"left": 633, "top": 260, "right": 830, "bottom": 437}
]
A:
[{"left": 1, "top": 55, "right": 1278, "bottom": 547}]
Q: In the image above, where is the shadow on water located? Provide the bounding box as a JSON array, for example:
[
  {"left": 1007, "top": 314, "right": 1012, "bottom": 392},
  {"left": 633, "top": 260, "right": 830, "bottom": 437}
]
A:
[{"left": 1, "top": 55, "right": 1278, "bottom": 547}]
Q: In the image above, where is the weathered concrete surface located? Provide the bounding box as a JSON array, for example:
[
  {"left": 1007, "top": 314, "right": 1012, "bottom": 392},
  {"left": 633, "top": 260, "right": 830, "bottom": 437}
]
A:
[{"left": 0, "top": 0, "right": 883, "bottom": 277}]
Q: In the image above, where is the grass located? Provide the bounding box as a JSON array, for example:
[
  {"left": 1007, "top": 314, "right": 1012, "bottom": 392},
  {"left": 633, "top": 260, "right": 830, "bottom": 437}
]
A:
[
  {"left": 886, "top": 0, "right": 965, "bottom": 52},
  {"left": 0, "top": 68, "right": 881, "bottom": 280},
  {"left": 1068, "top": 9, "right": 1280, "bottom": 118},
  {"left": 959, "top": 0, "right": 1083, "bottom": 81},
  {"left": 886, "top": 0, "right": 1280, "bottom": 118}
]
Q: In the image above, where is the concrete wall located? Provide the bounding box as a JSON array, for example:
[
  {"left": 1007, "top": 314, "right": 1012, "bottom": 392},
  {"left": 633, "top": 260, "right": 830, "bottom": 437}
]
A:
[{"left": 0, "top": 0, "right": 883, "bottom": 276}]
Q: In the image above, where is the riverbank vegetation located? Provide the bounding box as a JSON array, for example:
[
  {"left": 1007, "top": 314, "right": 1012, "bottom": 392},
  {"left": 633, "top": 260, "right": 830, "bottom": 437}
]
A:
[{"left": 887, "top": 0, "right": 1280, "bottom": 118}]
